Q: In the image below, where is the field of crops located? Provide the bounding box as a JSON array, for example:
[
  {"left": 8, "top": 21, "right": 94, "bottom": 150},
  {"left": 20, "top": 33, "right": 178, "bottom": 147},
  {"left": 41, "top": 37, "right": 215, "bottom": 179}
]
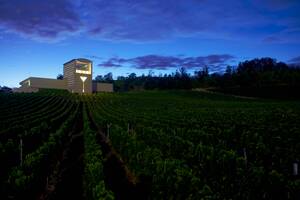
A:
[{"left": 0, "top": 90, "right": 299, "bottom": 199}]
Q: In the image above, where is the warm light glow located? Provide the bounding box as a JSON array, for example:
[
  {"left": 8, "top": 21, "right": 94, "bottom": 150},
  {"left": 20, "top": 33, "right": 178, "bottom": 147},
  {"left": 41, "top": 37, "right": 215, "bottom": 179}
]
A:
[
  {"left": 76, "top": 63, "right": 91, "bottom": 74},
  {"left": 80, "top": 76, "right": 87, "bottom": 93},
  {"left": 80, "top": 76, "right": 87, "bottom": 82},
  {"left": 76, "top": 69, "right": 91, "bottom": 74}
]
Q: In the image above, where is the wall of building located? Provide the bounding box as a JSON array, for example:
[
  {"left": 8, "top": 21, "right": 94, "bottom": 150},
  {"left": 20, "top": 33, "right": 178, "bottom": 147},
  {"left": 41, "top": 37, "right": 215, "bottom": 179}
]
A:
[
  {"left": 20, "top": 77, "right": 67, "bottom": 90},
  {"left": 63, "top": 62, "right": 75, "bottom": 91},
  {"left": 93, "top": 82, "right": 113, "bottom": 92},
  {"left": 64, "top": 59, "right": 93, "bottom": 94},
  {"left": 14, "top": 86, "right": 39, "bottom": 93}
]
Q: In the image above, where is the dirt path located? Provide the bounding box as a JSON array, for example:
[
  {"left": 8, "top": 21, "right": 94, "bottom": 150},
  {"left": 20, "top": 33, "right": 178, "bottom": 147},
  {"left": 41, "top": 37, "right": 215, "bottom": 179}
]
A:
[
  {"left": 52, "top": 132, "right": 84, "bottom": 200},
  {"left": 193, "top": 88, "right": 258, "bottom": 99},
  {"left": 41, "top": 105, "right": 84, "bottom": 200},
  {"left": 86, "top": 107, "right": 150, "bottom": 200},
  {"left": 40, "top": 102, "right": 150, "bottom": 200}
]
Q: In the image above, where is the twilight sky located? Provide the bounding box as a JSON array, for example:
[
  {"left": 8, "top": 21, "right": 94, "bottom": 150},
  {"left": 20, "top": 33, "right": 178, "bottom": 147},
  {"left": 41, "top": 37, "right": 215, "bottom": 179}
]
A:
[{"left": 0, "top": 0, "right": 300, "bottom": 87}]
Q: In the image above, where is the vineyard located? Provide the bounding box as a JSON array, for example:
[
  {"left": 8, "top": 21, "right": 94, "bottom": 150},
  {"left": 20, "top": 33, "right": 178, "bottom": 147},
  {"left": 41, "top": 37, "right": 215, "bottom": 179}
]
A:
[{"left": 0, "top": 90, "right": 299, "bottom": 199}]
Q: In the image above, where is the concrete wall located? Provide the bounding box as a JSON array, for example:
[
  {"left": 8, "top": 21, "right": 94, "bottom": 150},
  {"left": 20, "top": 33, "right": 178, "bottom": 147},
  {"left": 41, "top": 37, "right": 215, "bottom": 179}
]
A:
[
  {"left": 20, "top": 77, "right": 67, "bottom": 90},
  {"left": 63, "top": 59, "right": 93, "bottom": 94},
  {"left": 93, "top": 82, "right": 113, "bottom": 92},
  {"left": 13, "top": 86, "right": 39, "bottom": 93},
  {"left": 17, "top": 77, "right": 113, "bottom": 93},
  {"left": 63, "top": 61, "right": 75, "bottom": 91}
]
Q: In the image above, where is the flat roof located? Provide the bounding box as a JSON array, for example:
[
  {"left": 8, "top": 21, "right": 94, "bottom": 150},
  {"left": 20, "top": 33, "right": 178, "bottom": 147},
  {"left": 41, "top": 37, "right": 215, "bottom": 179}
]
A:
[{"left": 63, "top": 58, "right": 92, "bottom": 65}]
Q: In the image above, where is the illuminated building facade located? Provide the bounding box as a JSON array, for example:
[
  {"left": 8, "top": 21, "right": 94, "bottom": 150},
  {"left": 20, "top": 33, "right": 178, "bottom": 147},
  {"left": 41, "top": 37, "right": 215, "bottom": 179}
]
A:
[
  {"left": 16, "top": 58, "right": 113, "bottom": 94},
  {"left": 64, "top": 58, "right": 93, "bottom": 94}
]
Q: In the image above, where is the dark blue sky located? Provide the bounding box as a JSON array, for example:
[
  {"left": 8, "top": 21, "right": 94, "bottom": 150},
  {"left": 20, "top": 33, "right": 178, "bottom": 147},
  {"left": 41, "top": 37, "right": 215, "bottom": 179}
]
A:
[{"left": 0, "top": 0, "right": 300, "bottom": 87}]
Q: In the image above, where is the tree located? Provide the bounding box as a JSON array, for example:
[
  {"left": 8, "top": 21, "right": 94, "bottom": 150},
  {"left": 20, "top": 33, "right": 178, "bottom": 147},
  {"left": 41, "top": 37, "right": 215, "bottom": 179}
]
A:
[
  {"left": 195, "top": 66, "right": 209, "bottom": 83},
  {"left": 178, "top": 67, "right": 192, "bottom": 89},
  {"left": 128, "top": 73, "right": 137, "bottom": 79},
  {"left": 236, "top": 57, "right": 289, "bottom": 87},
  {"left": 148, "top": 70, "right": 154, "bottom": 77},
  {"left": 57, "top": 74, "right": 63, "bottom": 80},
  {"left": 95, "top": 75, "right": 104, "bottom": 82},
  {"left": 104, "top": 72, "right": 113, "bottom": 83},
  {"left": 179, "top": 67, "right": 188, "bottom": 78},
  {"left": 117, "top": 76, "right": 126, "bottom": 81},
  {"left": 225, "top": 65, "right": 233, "bottom": 76},
  {"left": 222, "top": 65, "right": 235, "bottom": 87}
]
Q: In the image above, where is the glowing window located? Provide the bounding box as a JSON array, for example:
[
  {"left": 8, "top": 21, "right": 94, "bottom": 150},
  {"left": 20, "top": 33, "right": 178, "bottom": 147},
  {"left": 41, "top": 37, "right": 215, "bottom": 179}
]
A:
[
  {"left": 76, "top": 63, "right": 91, "bottom": 74},
  {"left": 76, "top": 69, "right": 91, "bottom": 74}
]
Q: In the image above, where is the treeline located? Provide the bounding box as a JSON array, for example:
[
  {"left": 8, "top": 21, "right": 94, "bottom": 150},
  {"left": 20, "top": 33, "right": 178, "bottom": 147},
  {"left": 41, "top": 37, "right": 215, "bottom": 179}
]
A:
[
  {"left": 95, "top": 57, "right": 300, "bottom": 98},
  {"left": 220, "top": 57, "right": 300, "bottom": 87}
]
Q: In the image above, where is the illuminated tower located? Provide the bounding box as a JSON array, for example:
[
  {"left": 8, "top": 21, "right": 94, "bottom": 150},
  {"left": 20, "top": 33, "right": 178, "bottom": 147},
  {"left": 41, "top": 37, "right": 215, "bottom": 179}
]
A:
[{"left": 63, "top": 58, "right": 92, "bottom": 94}]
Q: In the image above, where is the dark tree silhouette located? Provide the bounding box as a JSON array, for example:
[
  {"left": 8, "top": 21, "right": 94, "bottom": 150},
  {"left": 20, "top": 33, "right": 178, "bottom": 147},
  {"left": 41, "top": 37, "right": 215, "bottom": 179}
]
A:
[
  {"left": 57, "top": 74, "right": 63, "bottom": 80},
  {"left": 95, "top": 57, "right": 300, "bottom": 98}
]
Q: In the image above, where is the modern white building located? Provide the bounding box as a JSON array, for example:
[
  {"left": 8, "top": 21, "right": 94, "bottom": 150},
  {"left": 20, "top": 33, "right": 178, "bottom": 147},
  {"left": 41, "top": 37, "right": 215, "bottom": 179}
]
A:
[{"left": 16, "top": 58, "right": 113, "bottom": 93}]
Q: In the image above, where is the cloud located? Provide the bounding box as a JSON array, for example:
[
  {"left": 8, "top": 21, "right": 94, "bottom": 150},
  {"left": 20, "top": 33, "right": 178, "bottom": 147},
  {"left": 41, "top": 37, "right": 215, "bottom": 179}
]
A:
[
  {"left": 98, "top": 54, "right": 235, "bottom": 71},
  {"left": 98, "top": 57, "right": 126, "bottom": 68},
  {"left": 82, "top": 0, "right": 212, "bottom": 41},
  {"left": 0, "top": 0, "right": 81, "bottom": 40},
  {"left": 0, "top": 0, "right": 299, "bottom": 43},
  {"left": 288, "top": 56, "right": 300, "bottom": 65},
  {"left": 81, "top": 0, "right": 300, "bottom": 43},
  {"left": 128, "top": 55, "right": 182, "bottom": 70}
]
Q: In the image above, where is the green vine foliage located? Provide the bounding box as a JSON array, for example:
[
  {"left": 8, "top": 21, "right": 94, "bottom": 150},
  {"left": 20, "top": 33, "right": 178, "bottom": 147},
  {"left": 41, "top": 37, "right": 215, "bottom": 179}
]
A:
[{"left": 83, "top": 106, "right": 114, "bottom": 200}]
